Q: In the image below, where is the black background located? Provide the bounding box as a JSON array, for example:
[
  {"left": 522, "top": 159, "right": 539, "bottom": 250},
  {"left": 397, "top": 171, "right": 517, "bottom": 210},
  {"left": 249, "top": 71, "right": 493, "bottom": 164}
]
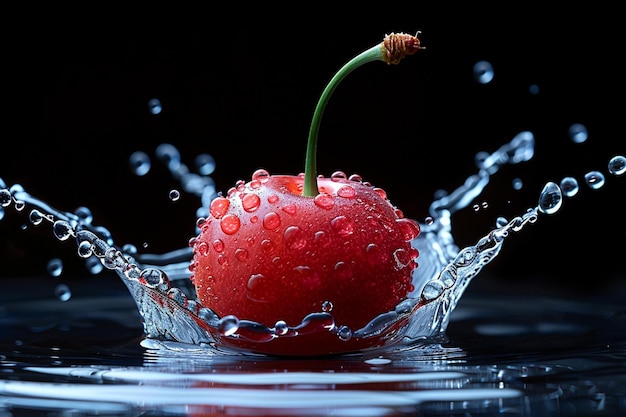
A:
[{"left": 1, "top": 9, "right": 624, "bottom": 299}]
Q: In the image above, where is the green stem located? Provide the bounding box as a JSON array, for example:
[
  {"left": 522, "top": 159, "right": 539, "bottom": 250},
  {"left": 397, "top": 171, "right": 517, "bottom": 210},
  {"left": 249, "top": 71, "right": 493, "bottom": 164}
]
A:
[{"left": 303, "top": 44, "right": 384, "bottom": 196}]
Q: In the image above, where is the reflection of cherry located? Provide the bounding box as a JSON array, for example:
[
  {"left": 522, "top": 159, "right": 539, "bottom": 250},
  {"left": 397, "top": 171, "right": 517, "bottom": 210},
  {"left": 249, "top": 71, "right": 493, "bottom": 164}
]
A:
[{"left": 189, "top": 33, "right": 423, "bottom": 356}]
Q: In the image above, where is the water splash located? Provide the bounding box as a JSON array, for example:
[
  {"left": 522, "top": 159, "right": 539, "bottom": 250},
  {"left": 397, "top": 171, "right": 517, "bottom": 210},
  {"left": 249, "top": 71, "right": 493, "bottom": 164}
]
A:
[{"left": 2, "top": 124, "right": 620, "bottom": 355}]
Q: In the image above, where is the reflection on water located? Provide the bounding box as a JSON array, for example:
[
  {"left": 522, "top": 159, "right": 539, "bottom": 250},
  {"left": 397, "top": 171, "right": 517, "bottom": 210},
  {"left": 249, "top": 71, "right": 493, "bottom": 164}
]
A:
[{"left": 1, "top": 275, "right": 624, "bottom": 416}]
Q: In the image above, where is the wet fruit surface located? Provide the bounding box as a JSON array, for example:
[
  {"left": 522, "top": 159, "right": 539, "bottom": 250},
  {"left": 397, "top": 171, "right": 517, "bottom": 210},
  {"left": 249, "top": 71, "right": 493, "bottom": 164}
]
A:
[{"left": 189, "top": 170, "right": 420, "bottom": 352}]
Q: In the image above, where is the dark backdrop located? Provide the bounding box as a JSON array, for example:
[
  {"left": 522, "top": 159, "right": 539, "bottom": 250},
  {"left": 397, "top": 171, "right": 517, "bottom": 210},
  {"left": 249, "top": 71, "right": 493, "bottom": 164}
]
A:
[{"left": 1, "top": 10, "right": 624, "bottom": 298}]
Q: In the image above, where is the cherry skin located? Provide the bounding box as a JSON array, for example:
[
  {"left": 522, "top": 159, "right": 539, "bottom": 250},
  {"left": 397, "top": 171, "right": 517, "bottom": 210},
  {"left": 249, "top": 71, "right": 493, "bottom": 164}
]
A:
[{"left": 189, "top": 170, "right": 420, "bottom": 356}]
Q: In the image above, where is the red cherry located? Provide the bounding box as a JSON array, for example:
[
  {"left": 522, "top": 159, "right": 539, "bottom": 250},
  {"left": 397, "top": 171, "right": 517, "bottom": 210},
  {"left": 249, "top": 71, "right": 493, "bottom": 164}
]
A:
[
  {"left": 189, "top": 32, "right": 423, "bottom": 355},
  {"left": 190, "top": 170, "right": 420, "bottom": 355}
]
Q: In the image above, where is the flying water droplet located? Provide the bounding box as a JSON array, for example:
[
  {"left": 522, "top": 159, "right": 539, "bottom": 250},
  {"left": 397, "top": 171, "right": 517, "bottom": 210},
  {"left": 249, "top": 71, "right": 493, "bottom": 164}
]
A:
[
  {"left": 538, "top": 182, "right": 562, "bottom": 215},
  {"left": 29, "top": 209, "right": 45, "bottom": 225},
  {"left": 560, "top": 177, "right": 579, "bottom": 197},
  {"left": 568, "top": 123, "right": 588, "bottom": 144},
  {"left": 195, "top": 153, "right": 216, "bottom": 176},
  {"left": 85, "top": 256, "right": 103, "bottom": 274},
  {"left": 584, "top": 171, "right": 605, "bottom": 189},
  {"left": 473, "top": 60, "right": 494, "bottom": 84},
  {"left": 54, "top": 284, "right": 71, "bottom": 302},
  {"left": 147, "top": 98, "right": 162, "bottom": 115},
  {"left": 0, "top": 189, "right": 12, "bottom": 207},
  {"left": 46, "top": 258, "right": 63, "bottom": 277},
  {"left": 608, "top": 155, "right": 626, "bottom": 176},
  {"left": 77, "top": 241, "right": 93, "bottom": 258},
  {"left": 495, "top": 217, "right": 508, "bottom": 228},
  {"left": 155, "top": 143, "right": 181, "bottom": 171},
  {"left": 52, "top": 220, "right": 73, "bottom": 241},
  {"left": 168, "top": 189, "right": 180, "bottom": 202},
  {"left": 74, "top": 207, "right": 93, "bottom": 224},
  {"left": 129, "top": 151, "right": 151, "bottom": 176}
]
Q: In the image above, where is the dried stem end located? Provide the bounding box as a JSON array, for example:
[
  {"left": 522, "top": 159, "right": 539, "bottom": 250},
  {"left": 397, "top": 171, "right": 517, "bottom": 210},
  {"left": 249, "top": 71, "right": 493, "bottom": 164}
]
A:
[{"left": 382, "top": 32, "right": 423, "bottom": 65}]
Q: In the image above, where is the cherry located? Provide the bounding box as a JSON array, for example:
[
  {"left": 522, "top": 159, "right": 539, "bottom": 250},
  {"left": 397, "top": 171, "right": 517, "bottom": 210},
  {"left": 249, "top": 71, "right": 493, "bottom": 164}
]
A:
[{"left": 189, "top": 33, "right": 424, "bottom": 356}]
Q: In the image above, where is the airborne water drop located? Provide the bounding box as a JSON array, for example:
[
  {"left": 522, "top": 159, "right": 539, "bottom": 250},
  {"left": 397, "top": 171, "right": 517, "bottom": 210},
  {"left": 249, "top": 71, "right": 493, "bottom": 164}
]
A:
[
  {"left": 584, "top": 171, "right": 605, "bottom": 190},
  {"left": 568, "top": 123, "right": 588, "bottom": 144},
  {"left": 538, "top": 182, "right": 562, "bottom": 215},
  {"left": 46, "top": 258, "right": 63, "bottom": 277},
  {"left": 129, "top": 151, "right": 151, "bottom": 176},
  {"left": 147, "top": 98, "right": 162, "bottom": 115},
  {"left": 608, "top": 155, "right": 626, "bottom": 176},
  {"left": 559, "top": 177, "right": 579, "bottom": 197},
  {"left": 473, "top": 60, "right": 494, "bottom": 84}
]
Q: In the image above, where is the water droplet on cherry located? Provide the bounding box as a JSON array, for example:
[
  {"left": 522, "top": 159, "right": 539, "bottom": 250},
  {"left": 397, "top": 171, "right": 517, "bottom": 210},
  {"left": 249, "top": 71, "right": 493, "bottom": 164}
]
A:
[
  {"left": 396, "top": 218, "right": 420, "bottom": 241},
  {"left": 196, "top": 241, "right": 209, "bottom": 256},
  {"left": 235, "top": 248, "right": 249, "bottom": 262},
  {"left": 314, "top": 193, "right": 335, "bottom": 210},
  {"left": 337, "top": 185, "right": 356, "bottom": 198},
  {"left": 282, "top": 204, "right": 297, "bottom": 215},
  {"left": 262, "top": 212, "right": 281, "bottom": 230},
  {"left": 220, "top": 214, "right": 241, "bottom": 235},
  {"left": 314, "top": 230, "right": 330, "bottom": 247},
  {"left": 209, "top": 197, "right": 230, "bottom": 219},
  {"left": 212, "top": 239, "right": 225, "bottom": 253},
  {"left": 251, "top": 169, "right": 271, "bottom": 183},
  {"left": 330, "top": 215, "right": 353, "bottom": 236},
  {"left": 241, "top": 193, "right": 261, "bottom": 212},
  {"left": 334, "top": 261, "right": 352, "bottom": 279},
  {"left": 261, "top": 238, "right": 274, "bottom": 253},
  {"left": 284, "top": 226, "right": 307, "bottom": 250},
  {"left": 373, "top": 188, "right": 387, "bottom": 199}
]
